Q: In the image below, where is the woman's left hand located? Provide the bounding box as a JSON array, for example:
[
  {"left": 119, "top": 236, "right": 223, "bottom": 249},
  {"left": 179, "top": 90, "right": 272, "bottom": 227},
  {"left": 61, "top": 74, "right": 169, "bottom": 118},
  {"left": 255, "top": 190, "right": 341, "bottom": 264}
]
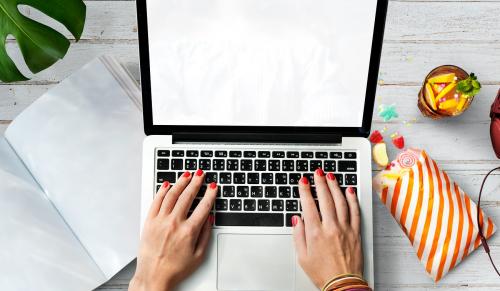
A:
[{"left": 129, "top": 169, "right": 217, "bottom": 291}]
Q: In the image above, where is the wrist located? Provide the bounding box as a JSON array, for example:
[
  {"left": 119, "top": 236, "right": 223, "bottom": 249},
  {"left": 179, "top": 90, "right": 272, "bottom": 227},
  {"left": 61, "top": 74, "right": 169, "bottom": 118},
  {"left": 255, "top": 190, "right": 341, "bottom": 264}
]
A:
[{"left": 129, "top": 274, "right": 176, "bottom": 291}]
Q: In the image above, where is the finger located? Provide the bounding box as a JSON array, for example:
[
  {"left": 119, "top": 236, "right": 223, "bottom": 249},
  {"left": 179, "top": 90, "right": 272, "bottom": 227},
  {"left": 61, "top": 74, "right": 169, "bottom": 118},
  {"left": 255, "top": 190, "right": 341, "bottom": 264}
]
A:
[
  {"left": 189, "top": 182, "right": 218, "bottom": 232},
  {"left": 299, "top": 176, "right": 321, "bottom": 227},
  {"left": 148, "top": 181, "right": 171, "bottom": 219},
  {"left": 326, "top": 173, "right": 350, "bottom": 226},
  {"left": 292, "top": 215, "right": 307, "bottom": 258},
  {"left": 194, "top": 215, "right": 213, "bottom": 259},
  {"left": 160, "top": 171, "right": 192, "bottom": 215},
  {"left": 172, "top": 169, "right": 205, "bottom": 218},
  {"left": 313, "top": 168, "right": 337, "bottom": 224},
  {"left": 346, "top": 187, "right": 361, "bottom": 233}
]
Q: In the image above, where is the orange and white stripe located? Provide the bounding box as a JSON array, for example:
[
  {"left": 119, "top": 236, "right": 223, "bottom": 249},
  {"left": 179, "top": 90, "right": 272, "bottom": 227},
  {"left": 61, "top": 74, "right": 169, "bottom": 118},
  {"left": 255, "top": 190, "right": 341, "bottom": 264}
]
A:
[{"left": 375, "top": 149, "right": 496, "bottom": 281}]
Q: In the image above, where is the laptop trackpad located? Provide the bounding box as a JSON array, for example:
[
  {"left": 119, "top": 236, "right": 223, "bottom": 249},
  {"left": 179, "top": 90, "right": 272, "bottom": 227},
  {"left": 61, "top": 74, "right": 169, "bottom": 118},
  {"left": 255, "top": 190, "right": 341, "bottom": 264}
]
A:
[{"left": 217, "top": 234, "right": 295, "bottom": 291}]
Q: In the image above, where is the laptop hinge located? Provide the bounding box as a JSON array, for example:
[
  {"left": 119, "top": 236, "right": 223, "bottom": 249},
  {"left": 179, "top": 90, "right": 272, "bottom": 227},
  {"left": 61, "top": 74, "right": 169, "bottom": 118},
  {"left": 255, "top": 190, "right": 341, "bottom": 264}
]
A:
[{"left": 172, "top": 132, "right": 342, "bottom": 144}]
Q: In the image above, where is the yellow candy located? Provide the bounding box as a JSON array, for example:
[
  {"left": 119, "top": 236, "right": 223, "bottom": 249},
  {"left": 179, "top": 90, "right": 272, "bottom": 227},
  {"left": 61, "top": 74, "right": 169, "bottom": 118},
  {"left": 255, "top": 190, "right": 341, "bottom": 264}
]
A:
[
  {"left": 438, "top": 99, "right": 458, "bottom": 110},
  {"left": 383, "top": 173, "right": 401, "bottom": 180},
  {"left": 456, "top": 97, "right": 467, "bottom": 111},
  {"left": 435, "top": 82, "right": 457, "bottom": 102},
  {"left": 428, "top": 73, "right": 456, "bottom": 84},
  {"left": 373, "top": 142, "right": 389, "bottom": 167},
  {"left": 425, "top": 83, "right": 437, "bottom": 110}
]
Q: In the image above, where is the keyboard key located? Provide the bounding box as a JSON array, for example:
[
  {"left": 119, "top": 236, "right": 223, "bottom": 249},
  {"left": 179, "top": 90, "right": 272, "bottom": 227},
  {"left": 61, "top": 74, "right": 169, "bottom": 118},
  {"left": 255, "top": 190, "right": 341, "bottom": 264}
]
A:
[
  {"left": 301, "top": 152, "right": 313, "bottom": 158},
  {"left": 213, "top": 159, "right": 225, "bottom": 170},
  {"left": 345, "top": 174, "right": 357, "bottom": 185},
  {"left": 345, "top": 152, "right": 357, "bottom": 159},
  {"left": 223, "top": 186, "right": 235, "bottom": 197},
  {"left": 241, "top": 160, "right": 253, "bottom": 171},
  {"left": 156, "top": 185, "right": 161, "bottom": 192},
  {"left": 244, "top": 199, "right": 256, "bottom": 211},
  {"left": 199, "top": 159, "right": 211, "bottom": 170},
  {"left": 205, "top": 172, "right": 218, "bottom": 183},
  {"left": 227, "top": 159, "right": 239, "bottom": 171},
  {"left": 282, "top": 160, "right": 294, "bottom": 171},
  {"left": 286, "top": 213, "right": 301, "bottom": 227},
  {"left": 201, "top": 150, "right": 213, "bottom": 157},
  {"left": 279, "top": 186, "right": 291, "bottom": 198},
  {"left": 172, "top": 150, "right": 184, "bottom": 157},
  {"left": 268, "top": 160, "right": 280, "bottom": 171},
  {"left": 330, "top": 152, "right": 342, "bottom": 159},
  {"left": 171, "top": 159, "right": 183, "bottom": 170},
  {"left": 272, "top": 200, "right": 284, "bottom": 211},
  {"left": 292, "top": 187, "right": 299, "bottom": 198},
  {"left": 244, "top": 151, "right": 256, "bottom": 158},
  {"left": 215, "top": 212, "right": 283, "bottom": 226},
  {"left": 185, "top": 159, "right": 197, "bottom": 170},
  {"left": 286, "top": 200, "right": 298, "bottom": 211},
  {"left": 311, "top": 187, "right": 317, "bottom": 198},
  {"left": 261, "top": 173, "right": 274, "bottom": 184},
  {"left": 335, "top": 174, "right": 344, "bottom": 185},
  {"left": 265, "top": 186, "right": 277, "bottom": 198},
  {"left": 237, "top": 186, "right": 249, "bottom": 197},
  {"left": 197, "top": 185, "right": 207, "bottom": 197},
  {"left": 157, "top": 150, "right": 170, "bottom": 157},
  {"left": 157, "top": 159, "right": 169, "bottom": 170},
  {"left": 324, "top": 160, "right": 336, "bottom": 172},
  {"left": 255, "top": 160, "right": 266, "bottom": 171},
  {"left": 177, "top": 172, "right": 184, "bottom": 178},
  {"left": 157, "top": 172, "right": 176, "bottom": 183},
  {"left": 247, "top": 173, "right": 260, "bottom": 184},
  {"left": 287, "top": 151, "right": 299, "bottom": 158},
  {"left": 216, "top": 186, "right": 222, "bottom": 197},
  {"left": 215, "top": 151, "right": 227, "bottom": 157},
  {"left": 296, "top": 160, "right": 308, "bottom": 171},
  {"left": 229, "top": 151, "right": 242, "bottom": 158},
  {"left": 220, "top": 173, "right": 232, "bottom": 184},
  {"left": 258, "top": 199, "right": 270, "bottom": 211},
  {"left": 186, "top": 150, "right": 199, "bottom": 157},
  {"left": 289, "top": 173, "right": 301, "bottom": 185},
  {"left": 275, "top": 173, "right": 287, "bottom": 185},
  {"left": 190, "top": 199, "right": 201, "bottom": 211},
  {"left": 309, "top": 160, "right": 322, "bottom": 171},
  {"left": 272, "top": 151, "right": 285, "bottom": 158},
  {"left": 338, "top": 160, "right": 357, "bottom": 172},
  {"left": 315, "top": 152, "right": 328, "bottom": 159},
  {"left": 216, "top": 199, "right": 228, "bottom": 211},
  {"left": 304, "top": 173, "right": 315, "bottom": 185},
  {"left": 234, "top": 173, "right": 246, "bottom": 184},
  {"left": 229, "top": 199, "right": 242, "bottom": 211},
  {"left": 258, "top": 151, "right": 271, "bottom": 158},
  {"left": 251, "top": 186, "right": 263, "bottom": 197}
]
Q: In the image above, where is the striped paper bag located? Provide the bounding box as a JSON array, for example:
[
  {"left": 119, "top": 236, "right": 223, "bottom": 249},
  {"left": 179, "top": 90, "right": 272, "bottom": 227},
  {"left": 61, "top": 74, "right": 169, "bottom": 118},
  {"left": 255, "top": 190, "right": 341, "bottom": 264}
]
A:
[{"left": 373, "top": 149, "right": 496, "bottom": 281}]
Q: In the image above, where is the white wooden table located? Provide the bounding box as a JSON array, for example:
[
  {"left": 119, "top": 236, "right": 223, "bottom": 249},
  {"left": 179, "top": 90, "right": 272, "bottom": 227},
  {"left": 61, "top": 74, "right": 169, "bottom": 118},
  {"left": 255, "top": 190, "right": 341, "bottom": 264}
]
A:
[{"left": 2, "top": 0, "right": 500, "bottom": 290}]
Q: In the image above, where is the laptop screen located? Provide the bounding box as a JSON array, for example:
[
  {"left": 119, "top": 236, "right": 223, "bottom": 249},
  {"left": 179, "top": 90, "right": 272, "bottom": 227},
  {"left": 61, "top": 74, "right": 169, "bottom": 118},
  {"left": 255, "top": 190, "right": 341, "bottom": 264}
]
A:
[{"left": 146, "top": 0, "right": 379, "bottom": 128}]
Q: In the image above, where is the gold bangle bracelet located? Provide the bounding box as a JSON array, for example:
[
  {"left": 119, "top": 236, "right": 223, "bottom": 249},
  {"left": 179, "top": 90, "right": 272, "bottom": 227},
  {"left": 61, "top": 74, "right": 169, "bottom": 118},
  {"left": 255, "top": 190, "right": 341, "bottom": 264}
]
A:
[{"left": 321, "top": 274, "right": 366, "bottom": 291}]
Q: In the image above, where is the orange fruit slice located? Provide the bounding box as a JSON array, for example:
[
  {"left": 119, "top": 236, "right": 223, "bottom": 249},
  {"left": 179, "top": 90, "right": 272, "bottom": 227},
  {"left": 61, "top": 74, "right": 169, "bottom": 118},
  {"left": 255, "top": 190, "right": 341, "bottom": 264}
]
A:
[{"left": 425, "top": 83, "right": 437, "bottom": 110}]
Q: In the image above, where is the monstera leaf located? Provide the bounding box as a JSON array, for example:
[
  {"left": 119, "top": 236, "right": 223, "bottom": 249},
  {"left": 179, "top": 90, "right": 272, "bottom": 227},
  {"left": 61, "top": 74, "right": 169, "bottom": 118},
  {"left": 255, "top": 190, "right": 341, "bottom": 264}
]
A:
[{"left": 0, "top": 0, "right": 86, "bottom": 82}]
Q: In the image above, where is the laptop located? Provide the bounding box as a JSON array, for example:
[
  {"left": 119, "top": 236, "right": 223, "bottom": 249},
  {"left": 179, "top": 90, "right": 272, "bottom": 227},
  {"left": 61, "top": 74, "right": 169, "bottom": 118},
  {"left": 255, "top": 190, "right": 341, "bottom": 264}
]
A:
[{"left": 136, "top": 0, "right": 388, "bottom": 290}]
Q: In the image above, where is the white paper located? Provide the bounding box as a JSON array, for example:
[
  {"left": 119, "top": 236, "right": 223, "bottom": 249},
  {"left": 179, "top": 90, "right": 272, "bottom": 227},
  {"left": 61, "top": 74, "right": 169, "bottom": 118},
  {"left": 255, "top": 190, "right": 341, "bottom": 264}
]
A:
[
  {"left": 5, "top": 57, "right": 145, "bottom": 279},
  {"left": 147, "top": 0, "right": 378, "bottom": 127}
]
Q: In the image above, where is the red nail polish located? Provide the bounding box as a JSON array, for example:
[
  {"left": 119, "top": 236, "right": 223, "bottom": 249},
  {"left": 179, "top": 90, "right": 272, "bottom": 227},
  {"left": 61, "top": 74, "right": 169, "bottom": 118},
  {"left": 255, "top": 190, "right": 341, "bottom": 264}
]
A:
[
  {"left": 183, "top": 171, "right": 190, "bottom": 178},
  {"left": 210, "top": 182, "right": 217, "bottom": 189},
  {"left": 348, "top": 187, "right": 356, "bottom": 195},
  {"left": 300, "top": 177, "right": 309, "bottom": 185},
  {"left": 208, "top": 214, "right": 215, "bottom": 225},
  {"left": 315, "top": 168, "right": 324, "bottom": 177},
  {"left": 196, "top": 169, "right": 204, "bottom": 176},
  {"left": 291, "top": 216, "right": 298, "bottom": 227},
  {"left": 327, "top": 173, "right": 335, "bottom": 181},
  {"left": 162, "top": 181, "right": 170, "bottom": 188}
]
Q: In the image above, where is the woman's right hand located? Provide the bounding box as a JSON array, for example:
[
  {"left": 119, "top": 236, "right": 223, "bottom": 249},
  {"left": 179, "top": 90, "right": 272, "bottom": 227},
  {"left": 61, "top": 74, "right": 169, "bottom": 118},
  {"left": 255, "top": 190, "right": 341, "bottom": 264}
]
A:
[{"left": 292, "top": 168, "right": 364, "bottom": 289}]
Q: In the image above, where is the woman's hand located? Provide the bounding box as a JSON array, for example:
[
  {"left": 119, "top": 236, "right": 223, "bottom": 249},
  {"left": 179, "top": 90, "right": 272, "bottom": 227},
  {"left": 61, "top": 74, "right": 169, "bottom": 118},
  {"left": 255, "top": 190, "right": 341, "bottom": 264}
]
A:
[
  {"left": 292, "top": 168, "right": 363, "bottom": 289},
  {"left": 129, "top": 169, "right": 217, "bottom": 291}
]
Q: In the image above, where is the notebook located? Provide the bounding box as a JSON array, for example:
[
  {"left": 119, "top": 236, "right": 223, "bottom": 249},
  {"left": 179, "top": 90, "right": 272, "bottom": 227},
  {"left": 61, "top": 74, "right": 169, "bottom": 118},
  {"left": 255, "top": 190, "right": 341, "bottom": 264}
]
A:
[{"left": 0, "top": 55, "right": 145, "bottom": 291}]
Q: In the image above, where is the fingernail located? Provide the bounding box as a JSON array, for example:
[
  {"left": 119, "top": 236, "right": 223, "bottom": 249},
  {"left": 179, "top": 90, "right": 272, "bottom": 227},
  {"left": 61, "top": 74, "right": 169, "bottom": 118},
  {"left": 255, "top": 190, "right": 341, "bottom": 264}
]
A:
[
  {"left": 315, "top": 168, "right": 324, "bottom": 177},
  {"left": 162, "top": 181, "right": 170, "bottom": 188},
  {"left": 210, "top": 182, "right": 217, "bottom": 189},
  {"left": 300, "top": 177, "right": 309, "bottom": 185},
  {"left": 348, "top": 187, "right": 356, "bottom": 195},
  {"left": 196, "top": 169, "right": 204, "bottom": 176},
  {"left": 183, "top": 171, "right": 191, "bottom": 178},
  {"left": 291, "top": 216, "right": 298, "bottom": 227},
  {"left": 327, "top": 173, "right": 335, "bottom": 181},
  {"left": 208, "top": 214, "right": 215, "bottom": 225}
]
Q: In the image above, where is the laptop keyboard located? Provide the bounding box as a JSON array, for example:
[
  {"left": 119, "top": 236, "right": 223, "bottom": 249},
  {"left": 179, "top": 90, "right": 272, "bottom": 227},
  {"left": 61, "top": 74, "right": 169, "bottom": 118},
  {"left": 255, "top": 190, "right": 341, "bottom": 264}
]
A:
[{"left": 155, "top": 149, "right": 358, "bottom": 227}]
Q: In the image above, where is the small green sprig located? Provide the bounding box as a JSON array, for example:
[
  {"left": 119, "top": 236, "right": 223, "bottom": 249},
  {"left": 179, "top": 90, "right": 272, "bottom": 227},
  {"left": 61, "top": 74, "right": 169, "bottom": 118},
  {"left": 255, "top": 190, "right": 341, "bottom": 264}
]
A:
[{"left": 456, "top": 73, "right": 481, "bottom": 97}]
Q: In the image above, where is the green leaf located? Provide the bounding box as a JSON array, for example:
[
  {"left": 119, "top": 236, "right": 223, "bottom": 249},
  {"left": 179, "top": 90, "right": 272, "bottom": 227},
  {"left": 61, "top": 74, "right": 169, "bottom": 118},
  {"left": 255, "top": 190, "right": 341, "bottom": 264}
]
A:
[
  {"left": 456, "top": 72, "right": 482, "bottom": 97},
  {"left": 0, "top": 0, "right": 86, "bottom": 82}
]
